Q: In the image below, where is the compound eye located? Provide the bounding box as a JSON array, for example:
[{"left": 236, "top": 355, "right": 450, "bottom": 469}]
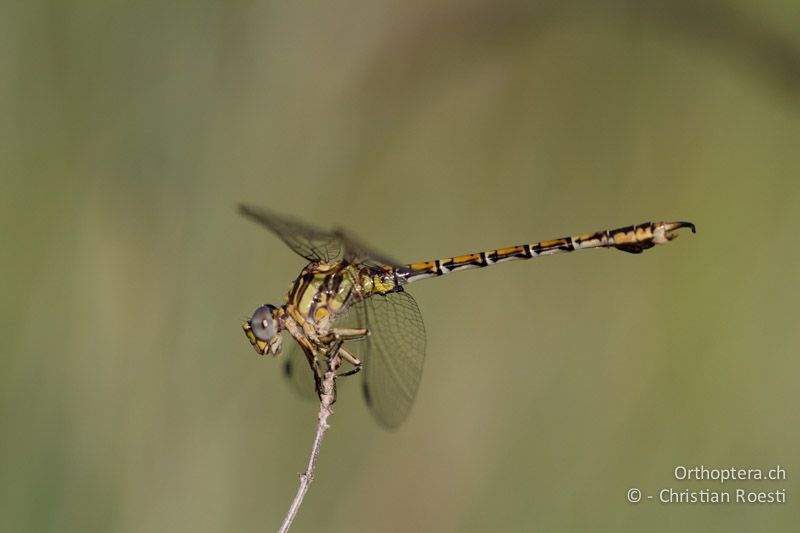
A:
[{"left": 250, "top": 305, "right": 276, "bottom": 341}]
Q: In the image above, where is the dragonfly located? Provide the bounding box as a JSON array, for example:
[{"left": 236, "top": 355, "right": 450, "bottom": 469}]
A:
[{"left": 240, "top": 205, "right": 695, "bottom": 428}]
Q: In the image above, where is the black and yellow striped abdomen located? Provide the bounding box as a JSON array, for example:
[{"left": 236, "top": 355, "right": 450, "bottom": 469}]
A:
[{"left": 394, "top": 221, "right": 695, "bottom": 283}]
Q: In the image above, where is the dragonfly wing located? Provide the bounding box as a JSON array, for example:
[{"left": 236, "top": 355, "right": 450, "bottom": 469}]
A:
[
  {"left": 281, "top": 338, "right": 320, "bottom": 401},
  {"left": 239, "top": 204, "right": 343, "bottom": 263},
  {"left": 337, "top": 290, "right": 426, "bottom": 429},
  {"left": 334, "top": 228, "right": 401, "bottom": 268}
]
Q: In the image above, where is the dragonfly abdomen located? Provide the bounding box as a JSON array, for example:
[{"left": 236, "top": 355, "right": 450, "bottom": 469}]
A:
[{"left": 395, "top": 221, "right": 695, "bottom": 284}]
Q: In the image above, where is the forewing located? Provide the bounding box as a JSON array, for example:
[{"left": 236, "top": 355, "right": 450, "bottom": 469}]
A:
[
  {"left": 239, "top": 204, "right": 343, "bottom": 262},
  {"left": 337, "top": 290, "right": 426, "bottom": 429},
  {"left": 334, "top": 228, "right": 401, "bottom": 268}
]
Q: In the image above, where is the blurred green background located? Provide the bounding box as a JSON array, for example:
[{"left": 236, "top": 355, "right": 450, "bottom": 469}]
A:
[{"left": 2, "top": 1, "right": 799, "bottom": 532}]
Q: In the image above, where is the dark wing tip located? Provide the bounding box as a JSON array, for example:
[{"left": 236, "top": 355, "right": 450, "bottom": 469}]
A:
[
  {"left": 238, "top": 203, "right": 257, "bottom": 217},
  {"left": 362, "top": 381, "right": 372, "bottom": 405}
]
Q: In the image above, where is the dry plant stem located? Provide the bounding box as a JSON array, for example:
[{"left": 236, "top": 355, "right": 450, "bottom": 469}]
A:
[{"left": 277, "top": 354, "right": 340, "bottom": 533}]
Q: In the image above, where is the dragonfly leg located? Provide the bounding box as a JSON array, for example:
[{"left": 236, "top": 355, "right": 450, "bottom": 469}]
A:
[
  {"left": 322, "top": 335, "right": 363, "bottom": 378},
  {"left": 306, "top": 351, "right": 325, "bottom": 396},
  {"left": 314, "top": 340, "right": 361, "bottom": 404},
  {"left": 324, "top": 336, "right": 344, "bottom": 359},
  {"left": 336, "top": 346, "right": 362, "bottom": 378},
  {"left": 320, "top": 327, "right": 369, "bottom": 343},
  {"left": 318, "top": 328, "right": 368, "bottom": 381}
]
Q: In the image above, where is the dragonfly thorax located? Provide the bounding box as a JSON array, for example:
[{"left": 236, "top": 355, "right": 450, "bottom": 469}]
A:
[
  {"left": 278, "top": 262, "right": 401, "bottom": 346},
  {"left": 285, "top": 262, "right": 361, "bottom": 326}
]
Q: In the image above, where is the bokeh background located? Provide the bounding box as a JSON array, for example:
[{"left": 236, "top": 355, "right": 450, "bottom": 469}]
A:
[{"left": 2, "top": 1, "right": 799, "bottom": 532}]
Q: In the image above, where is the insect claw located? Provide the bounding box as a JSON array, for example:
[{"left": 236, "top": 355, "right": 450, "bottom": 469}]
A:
[
  {"left": 664, "top": 221, "right": 696, "bottom": 234},
  {"left": 655, "top": 221, "right": 696, "bottom": 243}
]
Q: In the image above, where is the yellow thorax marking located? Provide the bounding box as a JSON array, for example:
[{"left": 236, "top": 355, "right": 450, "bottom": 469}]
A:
[
  {"left": 296, "top": 273, "right": 325, "bottom": 314},
  {"left": 371, "top": 274, "right": 395, "bottom": 293},
  {"left": 314, "top": 306, "right": 329, "bottom": 322}
]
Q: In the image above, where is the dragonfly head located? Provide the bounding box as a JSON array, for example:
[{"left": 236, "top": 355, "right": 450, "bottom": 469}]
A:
[{"left": 243, "top": 304, "right": 283, "bottom": 356}]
